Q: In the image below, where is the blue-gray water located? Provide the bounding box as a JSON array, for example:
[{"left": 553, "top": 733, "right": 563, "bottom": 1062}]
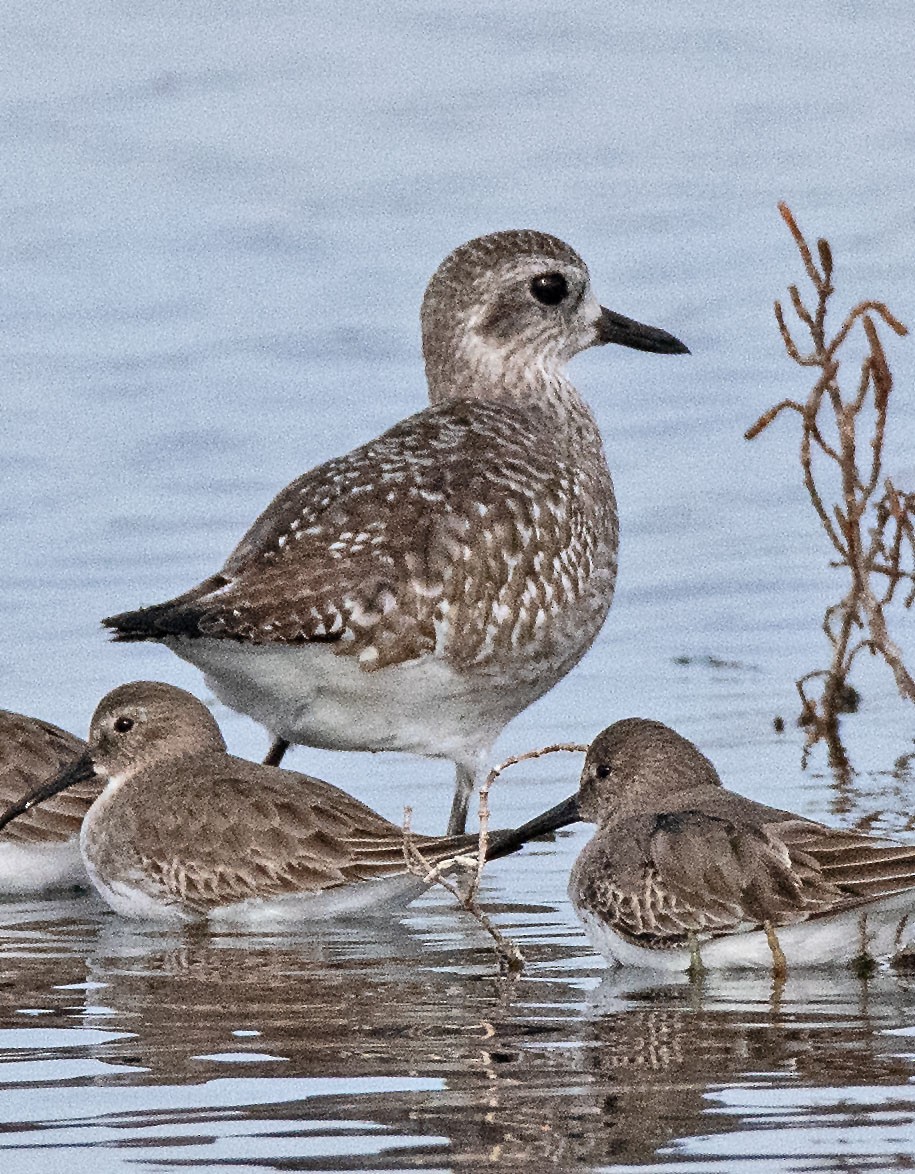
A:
[{"left": 2, "top": 2, "right": 915, "bottom": 1170}]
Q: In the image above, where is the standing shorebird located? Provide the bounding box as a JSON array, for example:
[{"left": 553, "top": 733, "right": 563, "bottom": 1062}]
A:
[
  {"left": 0, "top": 708, "right": 100, "bottom": 893},
  {"left": 0, "top": 682, "right": 558, "bottom": 923},
  {"left": 523, "top": 718, "right": 915, "bottom": 971},
  {"left": 103, "top": 230, "right": 688, "bottom": 834}
]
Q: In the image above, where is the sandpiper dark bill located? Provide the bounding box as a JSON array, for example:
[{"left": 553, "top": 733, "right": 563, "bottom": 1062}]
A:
[
  {"left": 102, "top": 230, "right": 688, "bottom": 835},
  {"left": 0, "top": 708, "right": 101, "bottom": 893},
  {"left": 0, "top": 681, "right": 555, "bottom": 925},
  {"left": 524, "top": 718, "right": 915, "bottom": 972}
]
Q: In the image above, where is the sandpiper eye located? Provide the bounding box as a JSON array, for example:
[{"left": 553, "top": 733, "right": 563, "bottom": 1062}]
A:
[
  {"left": 594, "top": 763, "right": 611, "bottom": 780},
  {"left": 114, "top": 716, "right": 134, "bottom": 734},
  {"left": 530, "top": 272, "right": 568, "bottom": 306}
]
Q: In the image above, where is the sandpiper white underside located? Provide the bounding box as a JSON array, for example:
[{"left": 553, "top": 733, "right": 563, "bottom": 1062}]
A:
[
  {"left": 0, "top": 840, "right": 88, "bottom": 896},
  {"left": 577, "top": 890, "right": 915, "bottom": 971},
  {"left": 84, "top": 865, "right": 434, "bottom": 926}
]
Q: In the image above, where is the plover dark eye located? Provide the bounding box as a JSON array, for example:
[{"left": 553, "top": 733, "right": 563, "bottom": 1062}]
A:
[
  {"left": 114, "top": 716, "right": 135, "bottom": 734},
  {"left": 594, "top": 763, "right": 611, "bottom": 780},
  {"left": 530, "top": 272, "right": 568, "bottom": 306}
]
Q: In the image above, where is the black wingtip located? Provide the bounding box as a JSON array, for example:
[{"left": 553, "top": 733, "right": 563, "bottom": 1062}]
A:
[
  {"left": 101, "top": 611, "right": 149, "bottom": 643},
  {"left": 101, "top": 602, "right": 204, "bottom": 643}
]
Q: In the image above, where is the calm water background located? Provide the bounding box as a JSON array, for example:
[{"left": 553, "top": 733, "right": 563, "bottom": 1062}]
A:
[{"left": 2, "top": 2, "right": 915, "bottom": 1170}]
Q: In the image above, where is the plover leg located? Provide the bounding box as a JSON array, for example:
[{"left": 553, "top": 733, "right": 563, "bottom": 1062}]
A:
[
  {"left": 448, "top": 756, "right": 489, "bottom": 836},
  {"left": 263, "top": 737, "right": 290, "bottom": 768}
]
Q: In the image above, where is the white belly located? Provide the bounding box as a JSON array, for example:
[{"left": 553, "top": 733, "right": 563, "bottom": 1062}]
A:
[
  {"left": 83, "top": 865, "right": 427, "bottom": 926},
  {"left": 576, "top": 890, "right": 915, "bottom": 971},
  {"left": 208, "top": 875, "right": 427, "bottom": 925},
  {"left": 164, "top": 636, "right": 544, "bottom": 764},
  {"left": 0, "top": 839, "right": 88, "bottom": 895}
]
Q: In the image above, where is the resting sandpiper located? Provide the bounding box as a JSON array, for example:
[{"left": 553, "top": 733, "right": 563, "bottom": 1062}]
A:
[
  {"left": 524, "top": 718, "right": 915, "bottom": 971},
  {"left": 0, "top": 707, "right": 100, "bottom": 893},
  {"left": 0, "top": 681, "right": 553, "bottom": 923},
  {"left": 103, "top": 230, "right": 688, "bottom": 834}
]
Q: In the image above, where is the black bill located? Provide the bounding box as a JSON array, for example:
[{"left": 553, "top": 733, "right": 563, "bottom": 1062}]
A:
[
  {"left": 511, "top": 793, "right": 581, "bottom": 840},
  {"left": 0, "top": 753, "right": 98, "bottom": 834},
  {"left": 484, "top": 792, "right": 582, "bottom": 861},
  {"left": 597, "top": 306, "right": 690, "bottom": 354}
]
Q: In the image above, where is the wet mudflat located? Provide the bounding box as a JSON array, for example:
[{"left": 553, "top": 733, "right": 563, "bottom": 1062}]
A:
[{"left": 3, "top": 1, "right": 915, "bottom": 1170}]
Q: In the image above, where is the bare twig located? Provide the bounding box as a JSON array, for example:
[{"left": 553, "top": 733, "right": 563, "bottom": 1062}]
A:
[
  {"left": 402, "top": 805, "right": 525, "bottom": 974},
  {"left": 469, "top": 742, "right": 589, "bottom": 909},
  {"left": 402, "top": 742, "right": 589, "bottom": 975},
  {"left": 747, "top": 203, "right": 913, "bottom": 763}
]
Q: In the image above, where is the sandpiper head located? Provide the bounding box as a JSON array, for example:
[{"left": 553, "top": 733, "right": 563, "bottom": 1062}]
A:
[
  {"left": 421, "top": 229, "right": 688, "bottom": 403},
  {"left": 0, "top": 682, "right": 227, "bottom": 834},
  {"left": 578, "top": 718, "right": 722, "bottom": 824},
  {"left": 85, "top": 681, "right": 227, "bottom": 778}
]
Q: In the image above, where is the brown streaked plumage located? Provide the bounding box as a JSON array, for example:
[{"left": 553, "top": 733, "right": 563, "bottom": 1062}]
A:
[
  {"left": 102, "top": 230, "right": 688, "bottom": 834},
  {"left": 524, "top": 718, "right": 915, "bottom": 970},
  {"left": 0, "top": 708, "right": 101, "bottom": 893},
  {"left": 0, "top": 682, "right": 554, "bottom": 923}
]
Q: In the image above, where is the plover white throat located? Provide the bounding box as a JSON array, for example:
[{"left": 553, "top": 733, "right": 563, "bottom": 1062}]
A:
[
  {"left": 0, "top": 708, "right": 101, "bottom": 893},
  {"left": 523, "top": 718, "right": 915, "bottom": 971},
  {"left": 0, "top": 681, "right": 554, "bottom": 923},
  {"left": 103, "top": 230, "right": 688, "bottom": 834}
]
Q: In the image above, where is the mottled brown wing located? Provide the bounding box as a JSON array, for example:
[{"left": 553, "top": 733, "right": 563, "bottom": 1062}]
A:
[
  {"left": 0, "top": 711, "right": 99, "bottom": 845},
  {"left": 118, "top": 756, "right": 492, "bottom": 913},
  {"left": 105, "top": 399, "right": 615, "bottom": 670},
  {"left": 573, "top": 810, "right": 843, "bottom": 947},
  {"left": 773, "top": 819, "right": 915, "bottom": 904}
]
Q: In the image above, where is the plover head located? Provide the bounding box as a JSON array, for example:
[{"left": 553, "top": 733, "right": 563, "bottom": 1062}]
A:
[
  {"left": 421, "top": 229, "right": 688, "bottom": 403},
  {"left": 577, "top": 718, "right": 722, "bottom": 825}
]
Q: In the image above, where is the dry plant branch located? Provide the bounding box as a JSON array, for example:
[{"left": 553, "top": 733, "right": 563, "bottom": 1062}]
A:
[
  {"left": 746, "top": 202, "right": 913, "bottom": 764},
  {"left": 402, "top": 805, "right": 525, "bottom": 974},
  {"left": 403, "top": 742, "right": 588, "bottom": 975}
]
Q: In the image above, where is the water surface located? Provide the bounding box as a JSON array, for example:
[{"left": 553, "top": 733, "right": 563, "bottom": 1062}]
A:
[{"left": 2, "top": 1, "right": 915, "bottom": 1170}]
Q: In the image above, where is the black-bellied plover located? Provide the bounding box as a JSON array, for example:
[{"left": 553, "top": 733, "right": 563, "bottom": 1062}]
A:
[
  {"left": 523, "top": 718, "right": 915, "bottom": 971},
  {"left": 103, "top": 230, "right": 688, "bottom": 834},
  {"left": 0, "top": 707, "right": 100, "bottom": 893},
  {"left": 0, "top": 681, "right": 556, "bottom": 923}
]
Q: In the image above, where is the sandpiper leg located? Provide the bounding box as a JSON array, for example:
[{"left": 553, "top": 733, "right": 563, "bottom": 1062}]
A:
[
  {"left": 687, "top": 930, "right": 705, "bottom": 977},
  {"left": 764, "top": 920, "right": 787, "bottom": 978},
  {"left": 263, "top": 737, "right": 290, "bottom": 768}
]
